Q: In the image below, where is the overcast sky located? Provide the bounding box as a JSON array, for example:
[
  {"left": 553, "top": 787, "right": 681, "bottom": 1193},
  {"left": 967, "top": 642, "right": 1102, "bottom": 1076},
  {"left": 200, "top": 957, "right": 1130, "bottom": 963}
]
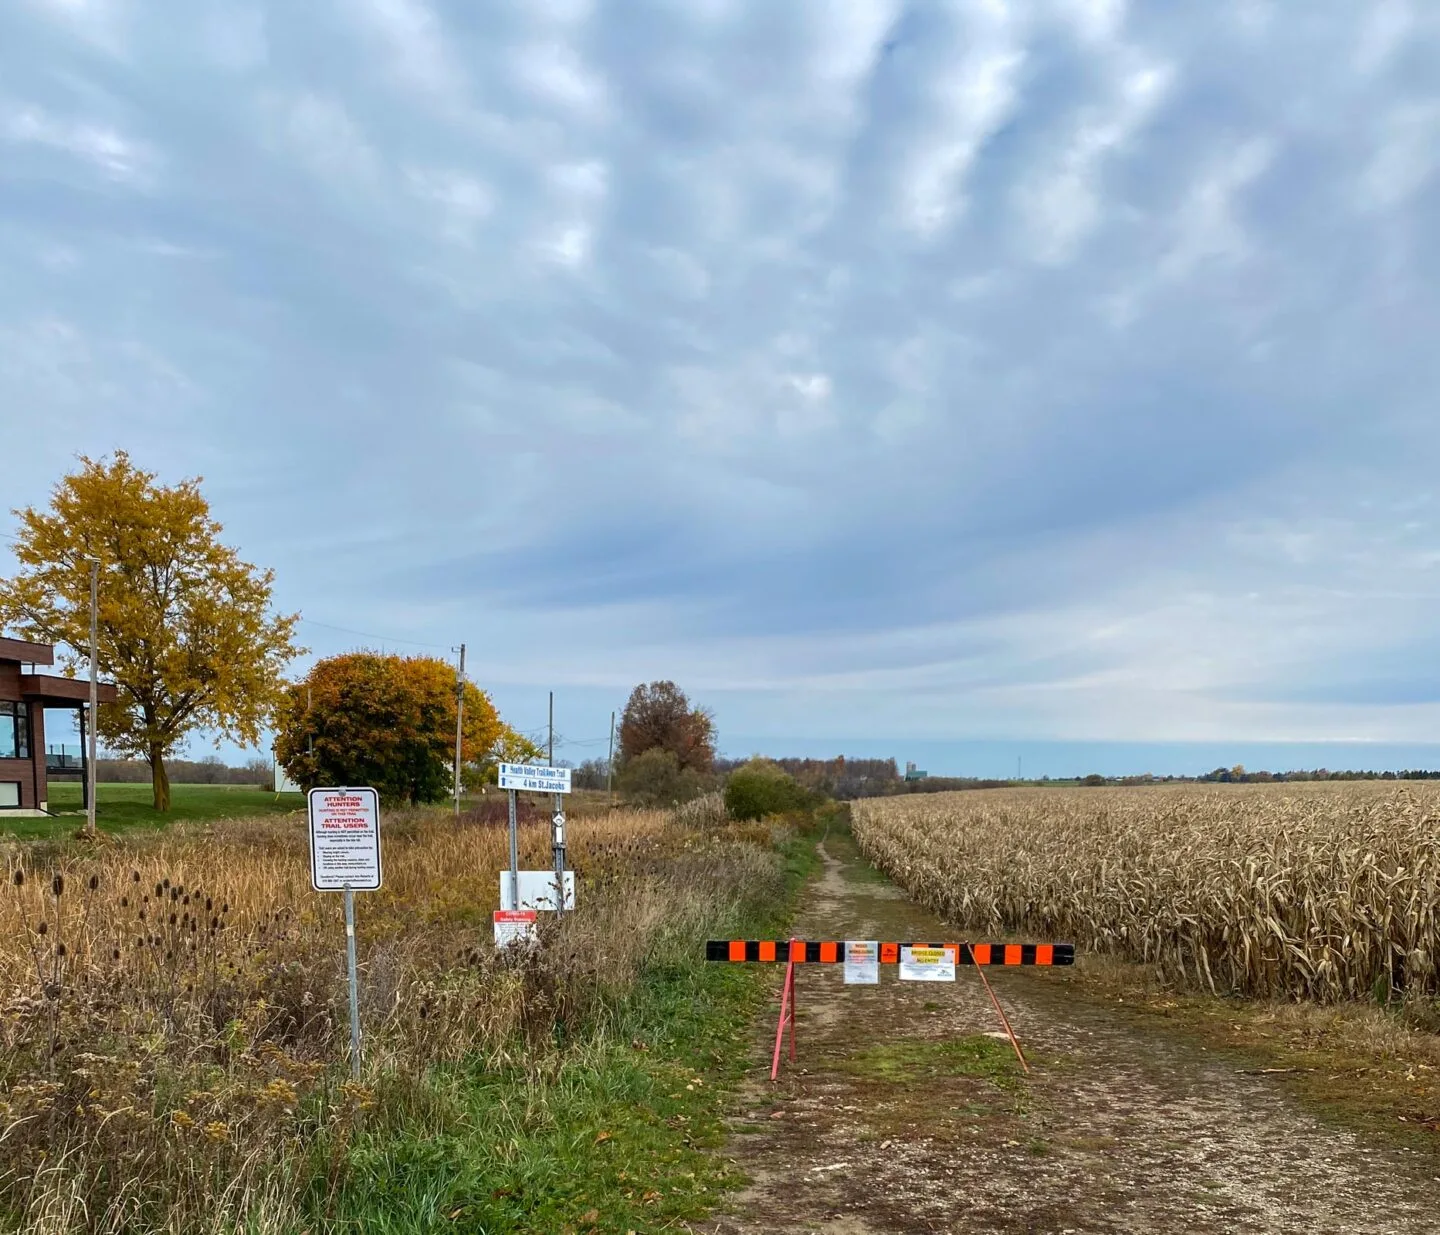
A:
[{"left": 3, "top": 1, "right": 1440, "bottom": 775}]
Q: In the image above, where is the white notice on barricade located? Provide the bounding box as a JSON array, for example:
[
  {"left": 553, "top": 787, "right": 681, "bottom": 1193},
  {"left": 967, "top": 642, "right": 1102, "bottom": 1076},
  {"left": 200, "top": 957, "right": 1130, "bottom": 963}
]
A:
[
  {"left": 493, "top": 909, "right": 537, "bottom": 948},
  {"left": 899, "top": 945, "right": 956, "bottom": 982},
  {"left": 843, "top": 940, "right": 879, "bottom": 985},
  {"left": 499, "top": 870, "right": 576, "bottom": 912},
  {"left": 308, "top": 787, "right": 382, "bottom": 891}
]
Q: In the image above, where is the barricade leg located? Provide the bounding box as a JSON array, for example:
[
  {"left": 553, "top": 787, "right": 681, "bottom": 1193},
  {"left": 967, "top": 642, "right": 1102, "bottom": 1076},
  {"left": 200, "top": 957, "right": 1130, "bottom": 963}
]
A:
[
  {"left": 789, "top": 962, "right": 797, "bottom": 1063},
  {"left": 966, "top": 945, "right": 1030, "bottom": 1075},
  {"left": 771, "top": 955, "right": 796, "bottom": 1082}
]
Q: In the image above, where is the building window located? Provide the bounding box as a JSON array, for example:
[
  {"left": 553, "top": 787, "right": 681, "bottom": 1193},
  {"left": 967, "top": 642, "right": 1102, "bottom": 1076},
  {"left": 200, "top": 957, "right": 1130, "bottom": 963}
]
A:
[
  {"left": 0, "top": 783, "right": 19, "bottom": 809},
  {"left": 0, "top": 703, "right": 29, "bottom": 760}
]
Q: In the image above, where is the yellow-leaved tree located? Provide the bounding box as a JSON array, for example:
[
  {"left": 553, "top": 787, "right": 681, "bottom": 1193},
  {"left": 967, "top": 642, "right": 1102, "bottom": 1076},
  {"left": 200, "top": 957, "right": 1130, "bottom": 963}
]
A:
[{"left": 0, "top": 453, "right": 302, "bottom": 812}]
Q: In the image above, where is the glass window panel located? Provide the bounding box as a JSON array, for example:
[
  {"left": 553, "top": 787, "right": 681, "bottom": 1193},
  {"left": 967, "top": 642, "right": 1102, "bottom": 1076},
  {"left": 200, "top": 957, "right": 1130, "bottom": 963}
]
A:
[
  {"left": 0, "top": 704, "right": 16, "bottom": 760},
  {"left": 0, "top": 782, "right": 18, "bottom": 808}
]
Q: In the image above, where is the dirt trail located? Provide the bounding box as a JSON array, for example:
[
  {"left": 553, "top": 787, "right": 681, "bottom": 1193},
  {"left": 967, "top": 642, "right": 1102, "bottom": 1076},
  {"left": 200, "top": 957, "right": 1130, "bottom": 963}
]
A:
[{"left": 692, "top": 831, "right": 1440, "bottom": 1234}]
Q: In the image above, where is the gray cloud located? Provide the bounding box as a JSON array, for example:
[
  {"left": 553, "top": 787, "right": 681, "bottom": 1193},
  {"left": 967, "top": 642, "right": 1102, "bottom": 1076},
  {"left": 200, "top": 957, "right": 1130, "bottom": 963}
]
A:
[{"left": 3, "top": 0, "right": 1440, "bottom": 757}]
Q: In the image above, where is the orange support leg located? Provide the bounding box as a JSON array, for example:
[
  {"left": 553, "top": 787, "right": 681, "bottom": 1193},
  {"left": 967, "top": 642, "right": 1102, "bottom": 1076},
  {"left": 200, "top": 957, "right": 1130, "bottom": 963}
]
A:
[
  {"left": 770, "top": 942, "right": 798, "bottom": 1081},
  {"left": 966, "top": 944, "right": 1030, "bottom": 1075}
]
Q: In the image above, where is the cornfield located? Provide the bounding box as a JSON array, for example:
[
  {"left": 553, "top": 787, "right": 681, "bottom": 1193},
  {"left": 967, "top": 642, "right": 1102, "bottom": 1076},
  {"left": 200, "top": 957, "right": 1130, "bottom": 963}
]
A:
[{"left": 853, "top": 782, "right": 1440, "bottom": 1003}]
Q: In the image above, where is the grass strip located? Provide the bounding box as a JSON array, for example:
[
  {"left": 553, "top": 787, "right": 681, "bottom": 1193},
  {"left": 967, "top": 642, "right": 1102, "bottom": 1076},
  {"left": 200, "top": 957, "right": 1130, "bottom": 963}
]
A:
[{"left": 313, "top": 825, "right": 822, "bottom": 1234}]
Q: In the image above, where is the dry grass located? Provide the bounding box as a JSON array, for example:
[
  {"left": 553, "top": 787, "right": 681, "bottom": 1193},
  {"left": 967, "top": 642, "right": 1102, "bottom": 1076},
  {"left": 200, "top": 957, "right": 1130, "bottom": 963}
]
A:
[
  {"left": 0, "top": 804, "right": 781, "bottom": 1232},
  {"left": 853, "top": 781, "right": 1440, "bottom": 1003}
]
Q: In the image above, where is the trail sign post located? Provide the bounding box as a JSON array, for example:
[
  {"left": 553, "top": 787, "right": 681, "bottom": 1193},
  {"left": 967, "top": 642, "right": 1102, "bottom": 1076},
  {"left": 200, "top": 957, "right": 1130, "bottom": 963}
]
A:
[
  {"left": 497, "top": 763, "right": 572, "bottom": 920},
  {"left": 551, "top": 809, "right": 566, "bottom": 918},
  {"left": 498, "top": 763, "right": 572, "bottom": 794},
  {"left": 308, "top": 787, "right": 381, "bottom": 1078}
]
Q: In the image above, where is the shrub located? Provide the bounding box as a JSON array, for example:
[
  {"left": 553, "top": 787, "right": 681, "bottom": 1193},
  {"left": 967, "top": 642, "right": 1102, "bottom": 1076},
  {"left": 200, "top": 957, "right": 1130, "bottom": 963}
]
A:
[
  {"left": 617, "top": 748, "right": 710, "bottom": 808},
  {"left": 724, "top": 759, "right": 810, "bottom": 821}
]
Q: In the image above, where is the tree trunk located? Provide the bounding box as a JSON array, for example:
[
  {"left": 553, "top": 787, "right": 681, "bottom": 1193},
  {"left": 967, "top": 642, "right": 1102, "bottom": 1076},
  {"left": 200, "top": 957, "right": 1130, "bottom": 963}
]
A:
[{"left": 149, "top": 745, "right": 171, "bottom": 813}]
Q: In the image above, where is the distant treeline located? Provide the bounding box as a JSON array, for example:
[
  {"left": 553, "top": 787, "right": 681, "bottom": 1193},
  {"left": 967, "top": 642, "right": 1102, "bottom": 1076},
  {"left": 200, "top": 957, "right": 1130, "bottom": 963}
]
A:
[
  {"left": 521, "top": 754, "right": 1440, "bottom": 798},
  {"left": 93, "top": 755, "right": 273, "bottom": 786},
  {"left": 712, "top": 757, "right": 1016, "bottom": 798},
  {"left": 724, "top": 757, "right": 909, "bottom": 799},
  {"left": 570, "top": 755, "right": 917, "bottom": 798},
  {"left": 722, "top": 760, "right": 1440, "bottom": 796},
  {"left": 1194, "top": 766, "right": 1440, "bottom": 784}
]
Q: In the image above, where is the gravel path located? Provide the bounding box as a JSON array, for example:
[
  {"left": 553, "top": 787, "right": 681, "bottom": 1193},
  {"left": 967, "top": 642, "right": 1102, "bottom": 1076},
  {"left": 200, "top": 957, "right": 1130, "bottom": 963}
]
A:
[{"left": 692, "top": 833, "right": 1440, "bottom": 1234}]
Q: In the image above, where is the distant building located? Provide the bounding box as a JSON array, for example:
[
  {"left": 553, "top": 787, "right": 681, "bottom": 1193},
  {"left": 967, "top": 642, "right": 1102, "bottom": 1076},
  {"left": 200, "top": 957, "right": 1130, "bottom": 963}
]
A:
[
  {"left": 274, "top": 759, "right": 301, "bottom": 794},
  {"left": 903, "top": 760, "right": 928, "bottom": 782}
]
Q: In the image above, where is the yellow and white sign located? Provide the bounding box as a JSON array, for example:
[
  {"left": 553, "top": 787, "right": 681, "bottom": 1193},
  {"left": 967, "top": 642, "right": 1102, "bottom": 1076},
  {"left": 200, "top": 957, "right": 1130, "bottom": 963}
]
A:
[{"left": 898, "top": 944, "right": 956, "bottom": 982}]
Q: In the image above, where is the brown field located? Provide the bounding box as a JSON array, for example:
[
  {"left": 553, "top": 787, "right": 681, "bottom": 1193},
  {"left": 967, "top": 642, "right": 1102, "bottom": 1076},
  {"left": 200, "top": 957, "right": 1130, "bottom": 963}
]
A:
[
  {"left": 0, "top": 799, "right": 777, "bottom": 1231},
  {"left": 853, "top": 781, "right": 1440, "bottom": 1003}
]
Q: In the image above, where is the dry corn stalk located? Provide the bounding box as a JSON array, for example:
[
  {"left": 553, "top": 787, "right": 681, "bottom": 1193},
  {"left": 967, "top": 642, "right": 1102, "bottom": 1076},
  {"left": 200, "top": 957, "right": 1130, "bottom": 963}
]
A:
[{"left": 853, "top": 781, "right": 1440, "bottom": 1002}]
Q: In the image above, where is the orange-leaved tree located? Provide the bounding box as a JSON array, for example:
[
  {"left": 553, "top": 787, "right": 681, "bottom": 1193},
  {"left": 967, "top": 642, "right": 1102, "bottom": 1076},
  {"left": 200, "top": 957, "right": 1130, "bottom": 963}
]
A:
[
  {"left": 273, "top": 652, "right": 532, "bottom": 806},
  {"left": 618, "top": 680, "right": 715, "bottom": 772},
  {"left": 0, "top": 453, "right": 302, "bottom": 812}
]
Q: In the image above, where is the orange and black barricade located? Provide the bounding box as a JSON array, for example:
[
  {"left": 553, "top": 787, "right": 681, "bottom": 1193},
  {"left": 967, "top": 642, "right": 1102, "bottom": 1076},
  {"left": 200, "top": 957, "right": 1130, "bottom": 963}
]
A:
[
  {"left": 706, "top": 940, "right": 1075, "bottom": 966},
  {"left": 710, "top": 937, "right": 1075, "bottom": 1080}
]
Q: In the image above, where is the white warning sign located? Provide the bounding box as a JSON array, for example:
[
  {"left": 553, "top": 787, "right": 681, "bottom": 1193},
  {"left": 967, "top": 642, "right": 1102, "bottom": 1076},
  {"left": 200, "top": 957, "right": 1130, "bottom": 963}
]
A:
[
  {"left": 844, "top": 940, "right": 879, "bottom": 985},
  {"left": 308, "top": 787, "right": 382, "bottom": 891},
  {"left": 899, "top": 944, "right": 956, "bottom": 982}
]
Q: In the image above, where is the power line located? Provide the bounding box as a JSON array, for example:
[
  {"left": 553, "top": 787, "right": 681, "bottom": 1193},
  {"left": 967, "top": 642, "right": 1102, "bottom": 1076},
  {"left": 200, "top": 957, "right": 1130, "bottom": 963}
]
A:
[{"left": 297, "top": 617, "right": 451, "bottom": 650}]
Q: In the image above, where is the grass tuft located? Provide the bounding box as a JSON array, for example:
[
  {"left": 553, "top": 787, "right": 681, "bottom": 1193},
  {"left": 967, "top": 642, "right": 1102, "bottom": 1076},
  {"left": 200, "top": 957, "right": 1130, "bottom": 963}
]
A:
[{"left": 842, "top": 1034, "right": 1024, "bottom": 1089}]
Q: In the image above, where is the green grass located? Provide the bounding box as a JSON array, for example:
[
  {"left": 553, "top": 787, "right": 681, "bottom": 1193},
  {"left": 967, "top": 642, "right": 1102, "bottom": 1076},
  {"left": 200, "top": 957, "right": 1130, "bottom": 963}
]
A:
[
  {"left": 320, "top": 964, "right": 769, "bottom": 1232},
  {"left": 842, "top": 1034, "right": 1025, "bottom": 1090},
  {"left": 2, "top": 781, "right": 304, "bottom": 838},
  {"left": 315, "top": 827, "right": 822, "bottom": 1233}
]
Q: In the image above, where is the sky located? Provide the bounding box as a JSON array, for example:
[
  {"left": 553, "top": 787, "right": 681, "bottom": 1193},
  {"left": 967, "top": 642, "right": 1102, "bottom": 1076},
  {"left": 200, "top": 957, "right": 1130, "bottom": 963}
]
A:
[{"left": 3, "top": 0, "right": 1440, "bottom": 779}]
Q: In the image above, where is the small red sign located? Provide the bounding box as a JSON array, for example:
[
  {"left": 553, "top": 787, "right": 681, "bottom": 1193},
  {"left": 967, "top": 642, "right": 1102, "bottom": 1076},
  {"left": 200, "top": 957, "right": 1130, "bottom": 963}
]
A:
[{"left": 493, "top": 908, "right": 538, "bottom": 948}]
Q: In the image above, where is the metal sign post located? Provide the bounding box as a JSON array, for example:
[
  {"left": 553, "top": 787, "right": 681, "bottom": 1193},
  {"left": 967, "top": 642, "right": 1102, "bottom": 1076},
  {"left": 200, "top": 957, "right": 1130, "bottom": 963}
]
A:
[
  {"left": 308, "top": 787, "right": 381, "bottom": 1078},
  {"left": 344, "top": 886, "right": 360, "bottom": 1078},
  {"left": 507, "top": 787, "right": 520, "bottom": 916},
  {"left": 551, "top": 803, "right": 566, "bottom": 917}
]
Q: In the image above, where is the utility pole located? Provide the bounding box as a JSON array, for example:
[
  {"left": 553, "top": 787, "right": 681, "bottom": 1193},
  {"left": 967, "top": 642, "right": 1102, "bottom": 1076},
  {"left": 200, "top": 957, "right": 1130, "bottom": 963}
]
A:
[
  {"left": 84, "top": 557, "right": 98, "bottom": 839},
  {"left": 452, "top": 643, "right": 466, "bottom": 817},
  {"left": 606, "top": 710, "right": 616, "bottom": 808}
]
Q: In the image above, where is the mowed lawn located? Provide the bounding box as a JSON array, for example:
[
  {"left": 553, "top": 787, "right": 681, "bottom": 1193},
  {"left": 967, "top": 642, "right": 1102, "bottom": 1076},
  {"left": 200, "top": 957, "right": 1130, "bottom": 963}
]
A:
[{"left": 3, "top": 782, "right": 305, "bottom": 838}]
